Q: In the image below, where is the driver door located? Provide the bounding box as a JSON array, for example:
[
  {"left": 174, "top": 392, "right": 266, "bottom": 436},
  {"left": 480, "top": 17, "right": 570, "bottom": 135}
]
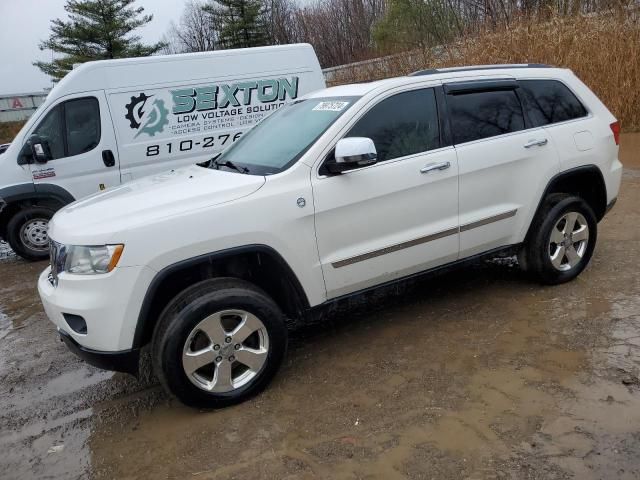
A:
[
  {"left": 312, "top": 86, "right": 459, "bottom": 299},
  {"left": 27, "top": 91, "right": 121, "bottom": 199}
]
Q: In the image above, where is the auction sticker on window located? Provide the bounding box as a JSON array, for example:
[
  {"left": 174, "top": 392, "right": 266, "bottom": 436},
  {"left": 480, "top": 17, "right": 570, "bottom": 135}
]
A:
[{"left": 312, "top": 101, "right": 349, "bottom": 112}]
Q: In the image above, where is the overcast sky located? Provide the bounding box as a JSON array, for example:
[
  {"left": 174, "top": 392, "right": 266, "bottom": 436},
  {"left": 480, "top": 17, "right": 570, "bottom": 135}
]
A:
[{"left": 0, "top": 0, "right": 185, "bottom": 95}]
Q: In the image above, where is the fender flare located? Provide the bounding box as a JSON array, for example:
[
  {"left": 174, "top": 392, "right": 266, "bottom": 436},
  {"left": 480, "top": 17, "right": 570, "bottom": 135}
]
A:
[
  {"left": 0, "top": 183, "right": 75, "bottom": 209},
  {"left": 523, "top": 164, "right": 607, "bottom": 242},
  {"left": 132, "top": 244, "right": 310, "bottom": 349}
]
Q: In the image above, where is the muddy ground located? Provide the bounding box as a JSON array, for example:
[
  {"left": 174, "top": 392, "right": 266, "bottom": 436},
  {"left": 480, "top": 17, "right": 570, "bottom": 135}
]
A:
[{"left": 1, "top": 134, "right": 639, "bottom": 480}]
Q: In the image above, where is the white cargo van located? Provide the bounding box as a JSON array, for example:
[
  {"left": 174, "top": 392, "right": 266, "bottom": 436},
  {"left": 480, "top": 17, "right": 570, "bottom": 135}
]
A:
[{"left": 0, "top": 44, "right": 325, "bottom": 260}]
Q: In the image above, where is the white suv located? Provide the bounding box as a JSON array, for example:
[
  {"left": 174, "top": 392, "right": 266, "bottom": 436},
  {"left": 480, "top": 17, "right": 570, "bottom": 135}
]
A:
[{"left": 38, "top": 65, "right": 623, "bottom": 408}]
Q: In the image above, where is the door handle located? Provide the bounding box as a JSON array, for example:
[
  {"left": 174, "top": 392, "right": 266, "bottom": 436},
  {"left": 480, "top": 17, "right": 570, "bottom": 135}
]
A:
[
  {"left": 102, "top": 150, "right": 115, "bottom": 167},
  {"left": 420, "top": 161, "right": 450, "bottom": 174},
  {"left": 523, "top": 138, "right": 548, "bottom": 148}
]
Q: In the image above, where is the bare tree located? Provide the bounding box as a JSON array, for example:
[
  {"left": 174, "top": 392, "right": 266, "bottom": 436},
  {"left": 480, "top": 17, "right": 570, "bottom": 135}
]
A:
[
  {"left": 163, "top": 0, "right": 220, "bottom": 53},
  {"left": 162, "top": 0, "right": 631, "bottom": 68}
]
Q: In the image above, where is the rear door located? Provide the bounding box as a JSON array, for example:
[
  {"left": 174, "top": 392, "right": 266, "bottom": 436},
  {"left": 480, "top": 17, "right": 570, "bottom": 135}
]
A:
[
  {"left": 445, "top": 80, "right": 561, "bottom": 258},
  {"left": 518, "top": 79, "right": 594, "bottom": 171},
  {"left": 27, "top": 91, "right": 120, "bottom": 199}
]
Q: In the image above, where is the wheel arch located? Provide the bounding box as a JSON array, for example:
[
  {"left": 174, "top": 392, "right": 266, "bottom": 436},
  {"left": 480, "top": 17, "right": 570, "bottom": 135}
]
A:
[
  {"left": 524, "top": 165, "right": 607, "bottom": 243},
  {"left": 0, "top": 183, "right": 74, "bottom": 239},
  {"left": 133, "top": 245, "right": 310, "bottom": 349}
]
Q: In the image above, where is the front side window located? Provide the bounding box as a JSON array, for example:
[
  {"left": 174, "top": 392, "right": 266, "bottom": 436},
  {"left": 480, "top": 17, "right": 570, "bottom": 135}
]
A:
[
  {"left": 448, "top": 90, "right": 525, "bottom": 144},
  {"left": 65, "top": 98, "right": 101, "bottom": 156},
  {"left": 216, "top": 96, "right": 358, "bottom": 175},
  {"left": 33, "top": 106, "right": 65, "bottom": 160},
  {"left": 519, "top": 80, "right": 588, "bottom": 126},
  {"left": 30, "top": 97, "right": 101, "bottom": 160},
  {"left": 347, "top": 88, "right": 440, "bottom": 162}
]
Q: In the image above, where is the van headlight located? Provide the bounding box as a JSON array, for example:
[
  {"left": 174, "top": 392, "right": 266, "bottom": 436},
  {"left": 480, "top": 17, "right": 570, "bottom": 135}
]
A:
[{"left": 63, "top": 244, "right": 124, "bottom": 275}]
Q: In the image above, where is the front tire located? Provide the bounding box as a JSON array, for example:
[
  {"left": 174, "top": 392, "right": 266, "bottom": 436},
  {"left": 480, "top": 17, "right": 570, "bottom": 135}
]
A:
[
  {"left": 6, "top": 206, "right": 55, "bottom": 261},
  {"left": 523, "top": 195, "right": 597, "bottom": 285},
  {"left": 152, "top": 278, "right": 288, "bottom": 409}
]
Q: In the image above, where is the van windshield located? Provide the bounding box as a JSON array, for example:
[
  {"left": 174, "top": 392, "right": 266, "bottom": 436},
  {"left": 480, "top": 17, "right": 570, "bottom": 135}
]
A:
[{"left": 213, "top": 96, "right": 358, "bottom": 175}]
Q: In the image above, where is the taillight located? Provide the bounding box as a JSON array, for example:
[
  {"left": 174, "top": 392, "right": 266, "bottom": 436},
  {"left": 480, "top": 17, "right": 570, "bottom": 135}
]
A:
[{"left": 610, "top": 121, "right": 621, "bottom": 146}]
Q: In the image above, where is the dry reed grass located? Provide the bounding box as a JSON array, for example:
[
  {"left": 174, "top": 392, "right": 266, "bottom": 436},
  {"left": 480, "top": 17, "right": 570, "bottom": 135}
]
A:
[
  {"left": 0, "top": 121, "right": 26, "bottom": 145},
  {"left": 329, "top": 12, "right": 640, "bottom": 131}
]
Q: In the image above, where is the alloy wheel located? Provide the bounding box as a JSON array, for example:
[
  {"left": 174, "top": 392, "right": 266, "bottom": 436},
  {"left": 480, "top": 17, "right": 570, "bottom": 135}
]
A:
[
  {"left": 182, "top": 309, "right": 269, "bottom": 392},
  {"left": 548, "top": 211, "right": 589, "bottom": 271}
]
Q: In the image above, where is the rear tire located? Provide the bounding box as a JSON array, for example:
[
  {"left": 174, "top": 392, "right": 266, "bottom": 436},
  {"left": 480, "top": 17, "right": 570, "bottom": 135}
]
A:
[
  {"left": 6, "top": 206, "right": 55, "bottom": 261},
  {"left": 523, "top": 195, "right": 597, "bottom": 285},
  {"left": 152, "top": 277, "right": 288, "bottom": 409}
]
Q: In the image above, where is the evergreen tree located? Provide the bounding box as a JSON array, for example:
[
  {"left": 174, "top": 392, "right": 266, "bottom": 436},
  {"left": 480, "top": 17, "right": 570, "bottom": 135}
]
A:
[
  {"left": 34, "top": 0, "right": 166, "bottom": 81},
  {"left": 204, "top": 0, "right": 269, "bottom": 49}
]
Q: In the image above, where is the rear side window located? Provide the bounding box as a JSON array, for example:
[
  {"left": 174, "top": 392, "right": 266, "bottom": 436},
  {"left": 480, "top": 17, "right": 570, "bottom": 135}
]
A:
[
  {"left": 519, "top": 80, "right": 587, "bottom": 126},
  {"left": 347, "top": 88, "right": 440, "bottom": 162},
  {"left": 448, "top": 90, "right": 525, "bottom": 144}
]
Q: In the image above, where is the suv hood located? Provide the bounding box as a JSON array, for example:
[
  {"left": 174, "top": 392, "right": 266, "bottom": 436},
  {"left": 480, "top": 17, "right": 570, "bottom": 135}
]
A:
[{"left": 50, "top": 165, "right": 265, "bottom": 244}]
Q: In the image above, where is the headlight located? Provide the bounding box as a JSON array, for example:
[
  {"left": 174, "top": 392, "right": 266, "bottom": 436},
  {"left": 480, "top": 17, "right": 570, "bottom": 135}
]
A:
[{"left": 64, "top": 244, "right": 124, "bottom": 275}]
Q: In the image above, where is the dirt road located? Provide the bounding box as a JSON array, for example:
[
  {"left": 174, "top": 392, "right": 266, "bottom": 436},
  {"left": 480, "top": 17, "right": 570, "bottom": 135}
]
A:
[{"left": 1, "top": 134, "right": 639, "bottom": 479}]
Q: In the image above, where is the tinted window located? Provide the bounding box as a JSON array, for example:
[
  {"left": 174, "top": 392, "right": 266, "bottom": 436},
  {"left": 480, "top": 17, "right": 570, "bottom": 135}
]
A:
[
  {"left": 347, "top": 89, "right": 440, "bottom": 162},
  {"left": 520, "top": 80, "right": 587, "bottom": 126},
  {"left": 33, "top": 106, "right": 65, "bottom": 160},
  {"left": 65, "top": 98, "right": 100, "bottom": 156},
  {"left": 448, "top": 90, "right": 525, "bottom": 144}
]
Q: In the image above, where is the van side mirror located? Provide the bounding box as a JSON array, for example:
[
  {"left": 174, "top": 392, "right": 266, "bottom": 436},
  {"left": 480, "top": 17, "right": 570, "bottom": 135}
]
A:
[
  {"left": 28, "top": 135, "right": 52, "bottom": 164},
  {"left": 326, "top": 137, "right": 377, "bottom": 174}
]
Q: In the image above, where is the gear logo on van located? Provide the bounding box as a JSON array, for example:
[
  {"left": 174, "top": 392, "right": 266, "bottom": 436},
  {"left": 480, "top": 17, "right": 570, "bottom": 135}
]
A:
[{"left": 125, "top": 93, "right": 170, "bottom": 138}]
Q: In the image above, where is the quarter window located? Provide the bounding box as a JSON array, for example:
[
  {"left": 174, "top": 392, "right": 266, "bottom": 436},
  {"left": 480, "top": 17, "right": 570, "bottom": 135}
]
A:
[
  {"left": 347, "top": 88, "right": 440, "bottom": 162},
  {"left": 519, "top": 80, "right": 587, "bottom": 126},
  {"left": 448, "top": 90, "right": 525, "bottom": 144}
]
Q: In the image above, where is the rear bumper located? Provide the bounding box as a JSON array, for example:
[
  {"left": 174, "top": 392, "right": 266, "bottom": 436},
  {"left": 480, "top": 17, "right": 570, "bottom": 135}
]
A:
[{"left": 58, "top": 328, "right": 139, "bottom": 376}]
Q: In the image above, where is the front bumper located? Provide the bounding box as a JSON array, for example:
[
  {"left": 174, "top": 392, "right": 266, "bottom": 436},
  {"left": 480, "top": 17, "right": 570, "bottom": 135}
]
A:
[
  {"left": 58, "top": 328, "right": 139, "bottom": 375},
  {"left": 38, "top": 264, "right": 156, "bottom": 353}
]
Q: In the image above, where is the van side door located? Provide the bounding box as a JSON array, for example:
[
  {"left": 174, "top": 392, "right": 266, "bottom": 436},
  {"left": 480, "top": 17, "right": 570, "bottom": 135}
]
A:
[
  {"left": 445, "top": 80, "right": 561, "bottom": 258},
  {"left": 26, "top": 91, "right": 120, "bottom": 199}
]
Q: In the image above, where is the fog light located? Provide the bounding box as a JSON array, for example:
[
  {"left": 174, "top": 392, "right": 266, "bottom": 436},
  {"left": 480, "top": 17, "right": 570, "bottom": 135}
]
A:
[{"left": 63, "top": 313, "right": 87, "bottom": 335}]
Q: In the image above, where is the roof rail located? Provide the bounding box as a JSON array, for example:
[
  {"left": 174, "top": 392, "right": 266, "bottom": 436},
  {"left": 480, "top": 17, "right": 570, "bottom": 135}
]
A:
[{"left": 409, "top": 64, "right": 552, "bottom": 76}]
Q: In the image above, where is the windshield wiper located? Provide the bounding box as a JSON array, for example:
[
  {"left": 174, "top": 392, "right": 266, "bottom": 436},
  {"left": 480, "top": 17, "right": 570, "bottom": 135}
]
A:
[{"left": 212, "top": 158, "right": 249, "bottom": 174}]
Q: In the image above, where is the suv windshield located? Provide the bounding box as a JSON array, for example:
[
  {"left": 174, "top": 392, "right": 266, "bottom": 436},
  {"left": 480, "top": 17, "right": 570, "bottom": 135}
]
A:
[{"left": 213, "top": 96, "right": 359, "bottom": 175}]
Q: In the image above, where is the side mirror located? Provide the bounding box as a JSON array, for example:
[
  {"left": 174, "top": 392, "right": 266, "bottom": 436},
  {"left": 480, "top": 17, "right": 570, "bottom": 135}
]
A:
[
  {"left": 29, "top": 135, "right": 52, "bottom": 164},
  {"left": 326, "top": 137, "right": 377, "bottom": 174}
]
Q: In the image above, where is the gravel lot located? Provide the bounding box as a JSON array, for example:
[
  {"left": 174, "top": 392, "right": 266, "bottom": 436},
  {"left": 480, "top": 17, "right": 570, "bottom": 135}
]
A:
[{"left": 1, "top": 134, "right": 639, "bottom": 480}]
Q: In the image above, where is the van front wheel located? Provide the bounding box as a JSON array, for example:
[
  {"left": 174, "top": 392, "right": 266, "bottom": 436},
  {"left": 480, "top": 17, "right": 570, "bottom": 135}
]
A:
[
  {"left": 152, "top": 278, "right": 288, "bottom": 409},
  {"left": 6, "top": 206, "right": 54, "bottom": 261}
]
